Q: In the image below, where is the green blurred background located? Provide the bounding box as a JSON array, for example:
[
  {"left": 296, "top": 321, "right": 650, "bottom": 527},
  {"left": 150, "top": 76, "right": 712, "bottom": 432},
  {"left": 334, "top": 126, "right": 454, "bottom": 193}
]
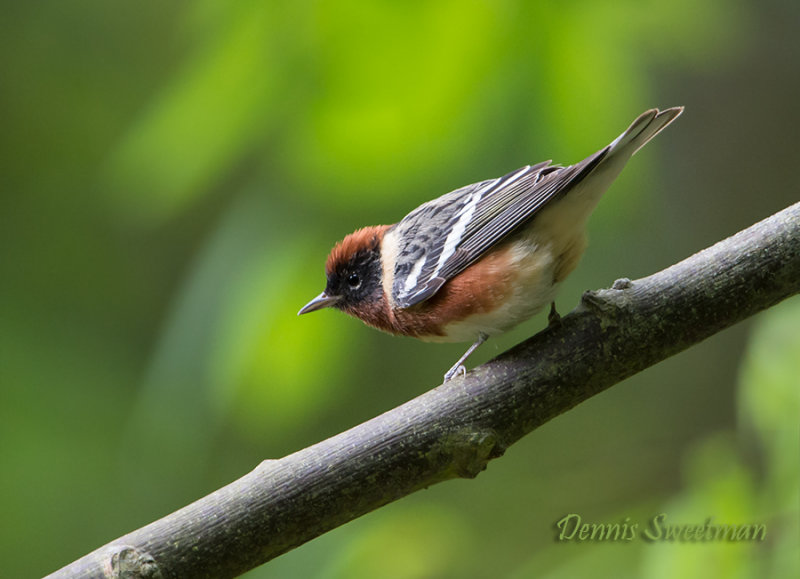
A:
[{"left": 2, "top": 0, "right": 798, "bottom": 577}]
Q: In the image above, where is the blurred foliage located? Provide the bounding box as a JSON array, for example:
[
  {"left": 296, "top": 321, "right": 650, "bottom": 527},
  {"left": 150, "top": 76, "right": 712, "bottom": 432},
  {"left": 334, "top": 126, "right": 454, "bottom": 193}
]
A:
[{"left": 1, "top": 0, "right": 798, "bottom": 577}]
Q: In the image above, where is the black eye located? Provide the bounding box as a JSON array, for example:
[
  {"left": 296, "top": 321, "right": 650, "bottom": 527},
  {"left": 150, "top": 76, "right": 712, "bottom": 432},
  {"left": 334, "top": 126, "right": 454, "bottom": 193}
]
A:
[{"left": 347, "top": 273, "right": 361, "bottom": 288}]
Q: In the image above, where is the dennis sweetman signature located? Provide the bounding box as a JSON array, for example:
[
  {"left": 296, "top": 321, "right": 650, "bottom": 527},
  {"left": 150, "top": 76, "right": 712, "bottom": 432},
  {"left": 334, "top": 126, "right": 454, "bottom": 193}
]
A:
[{"left": 555, "top": 513, "right": 766, "bottom": 543}]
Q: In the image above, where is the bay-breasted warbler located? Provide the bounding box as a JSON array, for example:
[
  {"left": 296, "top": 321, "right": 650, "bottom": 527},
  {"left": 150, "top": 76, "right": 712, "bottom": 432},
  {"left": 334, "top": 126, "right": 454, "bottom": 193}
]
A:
[{"left": 299, "top": 107, "right": 683, "bottom": 381}]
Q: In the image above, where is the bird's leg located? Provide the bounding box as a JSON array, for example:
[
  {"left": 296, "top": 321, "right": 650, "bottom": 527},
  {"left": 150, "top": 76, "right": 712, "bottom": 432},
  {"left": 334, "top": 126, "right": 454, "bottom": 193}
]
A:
[
  {"left": 548, "top": 301, "right": 562, "bottom": 328},
  {"left": 443, "top": 332, "right": 488, "bottom": 382}
]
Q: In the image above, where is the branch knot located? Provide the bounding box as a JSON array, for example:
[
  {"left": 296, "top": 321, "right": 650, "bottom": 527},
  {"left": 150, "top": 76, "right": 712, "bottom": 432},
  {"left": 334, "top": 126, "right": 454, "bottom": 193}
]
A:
[
  {"left": 430, "top": 427, "right": 505, "bottom": 479},
  {"left": 104, "top": 546, "right": 163, "bottom": 579}
]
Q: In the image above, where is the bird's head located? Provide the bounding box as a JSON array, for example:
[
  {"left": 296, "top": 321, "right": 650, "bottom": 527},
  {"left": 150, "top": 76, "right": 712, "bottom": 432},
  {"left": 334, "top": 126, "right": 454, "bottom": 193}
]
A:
[{"left": 298, "top": 226, "right": 390, "bottom": 320}]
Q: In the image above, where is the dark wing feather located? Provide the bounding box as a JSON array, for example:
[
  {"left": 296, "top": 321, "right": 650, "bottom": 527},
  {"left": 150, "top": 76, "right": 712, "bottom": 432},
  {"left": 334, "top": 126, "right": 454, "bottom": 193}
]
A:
[{"left": 392, "top": 151, "right": 609, "bottom": 309}]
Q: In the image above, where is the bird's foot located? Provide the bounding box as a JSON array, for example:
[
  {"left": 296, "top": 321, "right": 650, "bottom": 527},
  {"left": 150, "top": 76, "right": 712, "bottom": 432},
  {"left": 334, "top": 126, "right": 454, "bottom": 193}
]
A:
[
  {"left": 442, "top": 333, "right": 488, "bottom": 382},
  {"left": 443, "top": 364, "right": 467, "bottom": 382},
  {"left": 548, "top": 301, "right": 562, "bottom": 328}
]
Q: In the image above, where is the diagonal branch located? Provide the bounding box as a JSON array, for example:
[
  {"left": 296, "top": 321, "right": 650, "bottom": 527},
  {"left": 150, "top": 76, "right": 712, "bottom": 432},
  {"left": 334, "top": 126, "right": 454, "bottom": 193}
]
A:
[{"left": 47, "top": 202, "right": 800, "bottom": 579}]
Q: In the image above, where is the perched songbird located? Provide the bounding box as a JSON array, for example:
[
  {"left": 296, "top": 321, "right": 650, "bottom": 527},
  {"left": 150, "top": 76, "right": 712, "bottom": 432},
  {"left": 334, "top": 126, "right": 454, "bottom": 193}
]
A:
[{"left": 299, "top": 107, "right": 683, "bottom": 381}]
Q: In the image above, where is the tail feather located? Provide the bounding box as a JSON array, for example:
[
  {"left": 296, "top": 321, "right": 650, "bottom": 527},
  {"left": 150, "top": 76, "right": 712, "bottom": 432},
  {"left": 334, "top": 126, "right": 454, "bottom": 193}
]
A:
[
  {"left": 609, "top": 107, "right": 684, "bottom": 157},
  {"left": 557, "top": 106, "right": 683, "bottom": 217}
]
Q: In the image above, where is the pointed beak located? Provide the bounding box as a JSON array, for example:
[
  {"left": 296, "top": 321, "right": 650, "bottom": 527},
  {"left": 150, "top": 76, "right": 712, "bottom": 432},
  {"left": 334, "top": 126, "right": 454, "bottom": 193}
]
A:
[{"left": 298, "top": 292, "right": 341, "bottom": 315}]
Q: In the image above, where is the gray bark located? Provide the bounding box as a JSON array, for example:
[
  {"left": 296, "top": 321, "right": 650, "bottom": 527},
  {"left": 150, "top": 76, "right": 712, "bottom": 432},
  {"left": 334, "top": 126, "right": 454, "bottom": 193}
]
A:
[{"left": 47, "top": 201, "right": 800, "bottom": 579}]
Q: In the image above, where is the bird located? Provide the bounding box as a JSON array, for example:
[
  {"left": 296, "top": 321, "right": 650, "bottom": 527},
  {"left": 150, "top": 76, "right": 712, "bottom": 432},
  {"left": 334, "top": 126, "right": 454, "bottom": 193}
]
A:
[{"left": 299, "top": 107, "right": 683, "bottom": 381}]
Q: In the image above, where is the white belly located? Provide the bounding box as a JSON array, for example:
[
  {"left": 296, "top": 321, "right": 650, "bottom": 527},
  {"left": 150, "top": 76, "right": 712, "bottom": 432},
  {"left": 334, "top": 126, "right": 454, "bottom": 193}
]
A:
[{"left": 426, "top": 237, "right": 562, "bottom": 343}]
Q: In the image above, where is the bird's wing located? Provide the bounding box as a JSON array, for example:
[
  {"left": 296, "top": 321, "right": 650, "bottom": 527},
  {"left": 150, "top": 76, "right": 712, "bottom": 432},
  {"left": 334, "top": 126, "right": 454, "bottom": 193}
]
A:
[
  {"left": 390, "top": 107, "right": 684, "bottom": 309},
  {"left": 391, "top": 152, "right": 609, "bottom": 308}
]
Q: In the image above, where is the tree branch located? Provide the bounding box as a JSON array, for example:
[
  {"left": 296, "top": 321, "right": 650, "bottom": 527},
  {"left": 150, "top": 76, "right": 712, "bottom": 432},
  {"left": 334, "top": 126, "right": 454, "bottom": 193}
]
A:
[{"left": 47, "top": 202, "right": 800, "bottom": 579}]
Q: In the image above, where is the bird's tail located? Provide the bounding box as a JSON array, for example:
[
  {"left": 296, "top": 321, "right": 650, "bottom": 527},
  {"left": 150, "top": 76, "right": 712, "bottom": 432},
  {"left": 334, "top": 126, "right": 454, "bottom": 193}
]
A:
[
  {"left": 551, "top": 106, "right": 684, "bottom": 224},
  {"left": 608, "top": 107, "right": 684, "bottom": 158}
]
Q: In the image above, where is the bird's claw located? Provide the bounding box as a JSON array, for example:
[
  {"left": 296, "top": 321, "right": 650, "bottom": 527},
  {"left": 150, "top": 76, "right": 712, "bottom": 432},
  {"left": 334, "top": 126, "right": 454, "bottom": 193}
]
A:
[
  {"left": 547, "top": 301, "right": 562, "bottom": 328},
  {"left": 443, "top": 364, "right": 466, "bottom": 382}
]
